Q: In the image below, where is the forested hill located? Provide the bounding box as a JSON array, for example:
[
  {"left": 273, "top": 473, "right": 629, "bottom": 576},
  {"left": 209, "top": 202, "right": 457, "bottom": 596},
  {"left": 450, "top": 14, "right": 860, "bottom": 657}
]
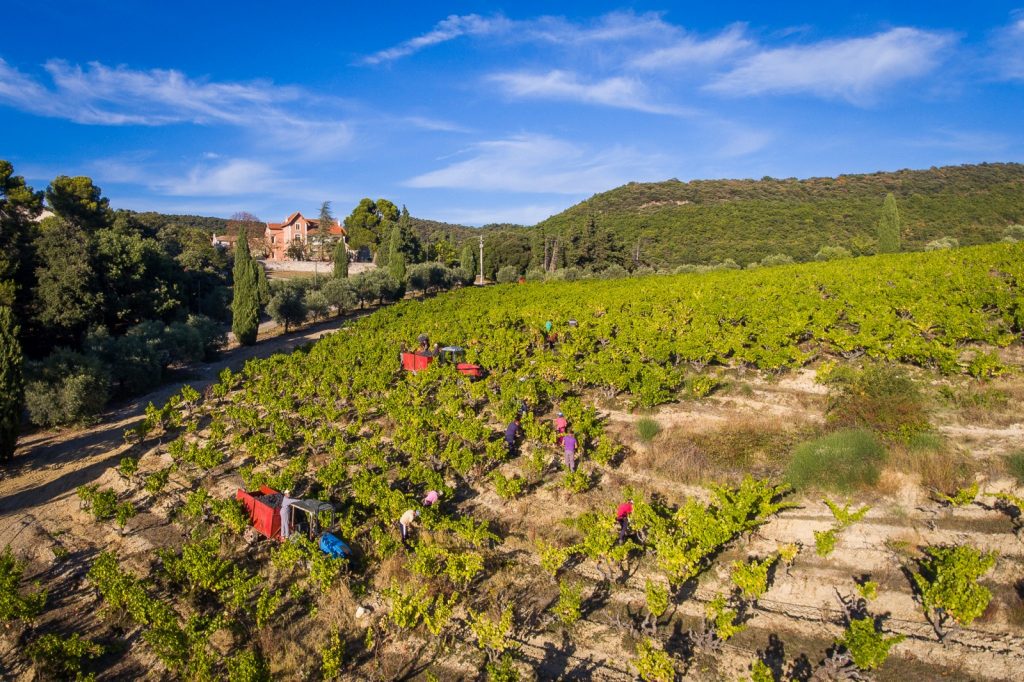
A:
[{"left": 527, "top": 162, "right": 1024, "bottom": 269}]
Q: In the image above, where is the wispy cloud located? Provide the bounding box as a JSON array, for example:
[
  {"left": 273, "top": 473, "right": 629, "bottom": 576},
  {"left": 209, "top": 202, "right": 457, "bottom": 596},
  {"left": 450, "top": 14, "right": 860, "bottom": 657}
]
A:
[
  {"left": 630, "top": 24, "right": 753, "bottom": 69},
  {"left": 489, "top": 70, "right": 691, "bottom": 115},
  {"left": 361, "top": 14, "right": 506, "bottom": 65},
  {"left": 439, "top": 203, "right": 565, "bottom": 226},
  {"left": 708, "top": 28, "right": 954, "bottom": 103},
  {"left": 989, "top": 12, "right": 1024, "bottom": 80},
  {"left": 0, "top": 58, "right": 353, "bottom": 155},
  {"left": 361, "top": 11, "right": 673, "bottom": 64},
  {"left": 404, "top": 133, "right": 667, "bottom": 194}
]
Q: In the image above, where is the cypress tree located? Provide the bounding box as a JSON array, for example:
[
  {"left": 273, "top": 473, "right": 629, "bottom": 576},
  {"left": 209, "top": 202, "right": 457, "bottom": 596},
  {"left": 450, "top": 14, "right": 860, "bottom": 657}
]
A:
[
  {"left": 388, "top": 223, "right": 406, "bottom": 284},
  {"left": 254, "top": 261, "right": 270, "bottom": 306},
  {"left": 460, "top": 241, "right": 476, "bottom": 273},
  {"left": 231, "top": 228, "right": 259, "bottom": 346},
  {"left": 877, "top": 193, "right": 902, "bottom": 254},
  {"left": 0, "top": 304, "right": 23, "bottom": 463},
  {"left": 333, "top": 238, "right": 348, "bottom": 278}
]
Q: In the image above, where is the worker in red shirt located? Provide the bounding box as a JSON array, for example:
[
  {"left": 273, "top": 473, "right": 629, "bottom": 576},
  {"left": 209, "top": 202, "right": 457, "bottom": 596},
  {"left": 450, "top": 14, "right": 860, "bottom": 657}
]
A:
[{"left": 616, "top": 499, "right": 634, "bottom": 543}]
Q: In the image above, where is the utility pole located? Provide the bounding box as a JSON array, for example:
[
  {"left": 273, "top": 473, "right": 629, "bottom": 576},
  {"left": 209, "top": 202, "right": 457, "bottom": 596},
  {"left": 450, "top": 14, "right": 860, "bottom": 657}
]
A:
[{"left": 476, "top": 234, "right": 485, "bottom": 285}]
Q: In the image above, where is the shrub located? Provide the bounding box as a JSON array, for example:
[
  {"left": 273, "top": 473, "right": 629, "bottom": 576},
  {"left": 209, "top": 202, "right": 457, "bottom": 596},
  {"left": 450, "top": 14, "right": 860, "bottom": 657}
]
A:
[
  {"left": 496, "top": 266, "right": 521, "bottom": 284},
  {"left": 553, "top": 580, "right": 583, "bottom": 626},
  {"left": 826, "top": 364, "right": 929, "bottom": 441},
  {"left": 0, "top": 546, "right": 47, "bottom": 622},
  {"left": 226, "top": 648, "right": 271, "bottom": 682},
  {"left": 814, "top": 529, "right": 837, "bottom": 557},
  {"left": 490, "top": 470, "right": 525, "bottom": 500},
  {"left": 304, "top": 289, "right": 330, "bottom": 321},
  {"left": 731, "top": 556, "right": 775, "bottom": 600},
  {"left": 24, "top": 348, "right": 110, "bottom": 426},
  {"left": 685, "top": 375, "right": 719, "bottom": 398},
  {"left": 636, "top": 418, "right": 662, "bottom": 443},
  {"left": 25, "top": 632, "right": 104, "bottom": 679},
  {"left": 786, "top": 429, "right": 886, "bottom": 491},
  {"left": 561, "top": 468, "right": 593, "bottom": 494},
  {"left": 537, "top": 541, "right": 574, "bottom": 578},
  {"left": 815, "top": 246, "right": 852, "bottom": 261},
  {"left": 912, "top": 545, "right": 996, "bottom": 639},
  {"left": 837, "top": 617, "right": 904, "bottom": 670},
  {"left": 634, "top": 638, "right": 674, "bottom": 682},
  {"left": 924, "top": 236, "right": 959, "bottom": 251},
  {"left": 1006, "top": 451, "right": 1024, "bottom": 485}
]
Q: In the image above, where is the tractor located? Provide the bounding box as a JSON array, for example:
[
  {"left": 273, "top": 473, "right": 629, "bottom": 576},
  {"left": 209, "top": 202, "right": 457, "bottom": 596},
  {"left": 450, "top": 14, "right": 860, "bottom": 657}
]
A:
[
  {"left": 400, "top": 336, "right": 484, "bottom": 378},
  {"left": 235, "top": 486, "right": 352, "bottom": 560}
]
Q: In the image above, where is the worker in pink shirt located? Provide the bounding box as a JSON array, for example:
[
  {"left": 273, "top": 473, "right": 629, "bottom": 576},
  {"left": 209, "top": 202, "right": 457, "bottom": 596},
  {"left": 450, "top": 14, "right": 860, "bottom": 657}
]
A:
[
  {"left": 554, "top": 411, "right": 568, "bottom": 445},
  {"left": 422, "top": 490, "right": 441, "bottom": 506},
  {"left": 616, "top": 499, "right": 634, "bottom": 543}
]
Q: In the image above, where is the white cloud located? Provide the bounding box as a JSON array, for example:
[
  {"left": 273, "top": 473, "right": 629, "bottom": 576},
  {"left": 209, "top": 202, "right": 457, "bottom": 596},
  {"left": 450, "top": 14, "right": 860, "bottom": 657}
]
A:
[
  {"left": 404, "top": 134, "right": 667, "bottom": 194},
  {"left": 0, "top": 58, "right": 352, "bottom": 156},
  {"left": 708, "top": 28, "right": 954, "bottom": 103},
  {"left": 489, "top": 70, "right": 690, "bottom": 115},
  {"left": 631, "top": 24, "right": 752, "bottom": 69},
  {"left": 361, "top": 11, "right": 673, "bottom": 64}
]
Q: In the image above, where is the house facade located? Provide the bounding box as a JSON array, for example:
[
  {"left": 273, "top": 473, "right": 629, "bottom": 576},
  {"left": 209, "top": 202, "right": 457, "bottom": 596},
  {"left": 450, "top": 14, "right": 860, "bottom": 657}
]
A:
[{"left": 265, "top": 212, "right": 346, "bottom": 261}]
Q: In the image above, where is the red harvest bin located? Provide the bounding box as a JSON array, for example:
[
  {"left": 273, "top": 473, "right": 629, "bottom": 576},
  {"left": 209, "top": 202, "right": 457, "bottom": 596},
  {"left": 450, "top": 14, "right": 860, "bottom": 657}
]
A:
[
  {"left": 401, "top": 352, "right": 433, "bottom": 372},
  {"left": 236, "top": 485, "right": 282, "bottom": 540}
]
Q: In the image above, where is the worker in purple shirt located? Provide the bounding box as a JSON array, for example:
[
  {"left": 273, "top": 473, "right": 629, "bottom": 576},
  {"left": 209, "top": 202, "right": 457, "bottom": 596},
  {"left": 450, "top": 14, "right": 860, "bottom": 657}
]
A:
[
  {"left": 562, "top": 431, "right": 578, "bottom": 472},
  {"left": 505, "top": 418, "right": 520, "bottom": 454}
]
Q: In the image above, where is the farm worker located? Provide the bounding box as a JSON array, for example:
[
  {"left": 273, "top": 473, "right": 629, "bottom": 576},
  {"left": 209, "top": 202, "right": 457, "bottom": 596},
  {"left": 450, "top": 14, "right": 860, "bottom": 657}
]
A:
[
  {"left": 422, "top": 490, "right": 441, "bottom": 506},
  {"left": 504, "top": 418, "right": 521, "bottom": 453},
  {"left": 545, "top": 320, "right": 553, "bottom": 333},
  {"left": 417, "top": 334, "right": 429, "bottom": 351},
  {"left": 554, "top": 411, "right": 568, "bottom": 434},
  {"left": 562, "top": 432, "right": 578, "bottom": 472},
  {"left": 616, "top": 499, "right": 634, "bottom": 544},
  {"left": 399, "top": 509, "right": 420, "bottom": 542},
  {"left": 280, "top": 490, "right": 300, "bottom": 539},
  {"left": 518, "top": 399, "right": 530, "bottom": 418}
]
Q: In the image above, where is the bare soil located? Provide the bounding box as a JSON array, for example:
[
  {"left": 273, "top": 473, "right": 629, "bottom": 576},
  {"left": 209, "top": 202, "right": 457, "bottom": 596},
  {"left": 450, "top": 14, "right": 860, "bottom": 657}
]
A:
[{"left": 2, "top": 360, "right": 1023, "bottom": 681}]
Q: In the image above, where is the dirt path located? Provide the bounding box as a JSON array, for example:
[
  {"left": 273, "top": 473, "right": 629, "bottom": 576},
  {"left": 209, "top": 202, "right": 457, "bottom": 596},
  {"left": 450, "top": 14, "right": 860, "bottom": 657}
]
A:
[{"left": 0, "top": 312, "right": 364, "bottom": 523}]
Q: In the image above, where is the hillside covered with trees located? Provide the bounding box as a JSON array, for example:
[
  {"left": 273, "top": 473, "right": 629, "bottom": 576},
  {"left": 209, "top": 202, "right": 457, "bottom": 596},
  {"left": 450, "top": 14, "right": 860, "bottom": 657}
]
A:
[{"left": 398, "top": 163, "right": 1024, "bottom": 277}]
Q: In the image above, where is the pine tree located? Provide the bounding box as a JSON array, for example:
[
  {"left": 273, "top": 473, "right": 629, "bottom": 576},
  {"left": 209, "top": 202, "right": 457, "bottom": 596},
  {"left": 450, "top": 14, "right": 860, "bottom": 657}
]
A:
[
  {"left": 0, "top": 304, "right": 23, "bottom": 463},
  {"left": 877, "top": 193, "right": 902, "bottom": 254},
  {"left": 231, "top": 228, "right": 259, "bottom": 346},
  {"left": 333, "top": 238, "right": 348, "bottom": 278}
]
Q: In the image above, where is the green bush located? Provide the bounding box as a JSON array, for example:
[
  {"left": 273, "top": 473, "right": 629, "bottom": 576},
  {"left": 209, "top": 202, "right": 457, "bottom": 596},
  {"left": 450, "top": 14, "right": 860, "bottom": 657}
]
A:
[
  {"left": 24, "top": 348, "right": 110, "bottom": 426},
  {"left": 838, "top": 617, "right": 904, "bottom": 670},
  {"left": 0, "top": 546, "right": 47, "bottom": 622},
  {"left": 786, "top": 429, "right": 886, "bottom": 492},
  {"left": 1005, "top": 451, "right": 1024, "bottom": 485},
  {"left": 825, "top": 364, "right": 929, "bottom": 441},
  {"left": 26, "top": 632, "right": 104, "bottom": 679},
  {"left": 636, "top": 417, "right": 662, "bottom": 443}
]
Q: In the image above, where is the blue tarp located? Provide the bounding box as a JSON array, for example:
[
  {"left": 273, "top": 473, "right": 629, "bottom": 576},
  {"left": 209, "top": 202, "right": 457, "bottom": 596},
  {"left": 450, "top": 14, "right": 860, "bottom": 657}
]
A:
[{"left": 319, "top": 532, "right": 352, "bottom": 559}]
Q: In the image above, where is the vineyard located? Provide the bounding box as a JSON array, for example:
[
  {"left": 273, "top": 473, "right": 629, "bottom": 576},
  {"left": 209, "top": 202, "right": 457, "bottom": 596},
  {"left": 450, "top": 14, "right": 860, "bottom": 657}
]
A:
[{"left": 2, "top": 242, "right": 1024, "bottom": 680}]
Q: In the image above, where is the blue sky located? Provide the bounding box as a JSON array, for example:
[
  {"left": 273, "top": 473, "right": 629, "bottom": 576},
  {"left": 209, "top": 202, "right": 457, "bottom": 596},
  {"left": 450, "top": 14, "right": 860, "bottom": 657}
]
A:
[{"left": 2, "top": 2, "right": 1023, "bottom": 226}]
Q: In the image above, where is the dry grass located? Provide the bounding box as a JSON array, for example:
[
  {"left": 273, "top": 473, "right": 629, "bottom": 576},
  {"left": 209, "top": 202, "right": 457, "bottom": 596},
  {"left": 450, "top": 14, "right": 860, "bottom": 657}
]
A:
[
  {"left": 630, "top": 416, "right": 811, "bottom": 485},
  {"left": 887, "top": 432, "right": 975, "bottom": 493},
  {"left": 937, "top": 378, "right": 1024, "bottom": 427}
]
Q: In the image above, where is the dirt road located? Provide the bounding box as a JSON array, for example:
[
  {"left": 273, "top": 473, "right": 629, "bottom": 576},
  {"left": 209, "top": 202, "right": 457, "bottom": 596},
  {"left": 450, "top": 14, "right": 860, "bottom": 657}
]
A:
[{"left": 0, "top": 312, "right": 360, "bottom": 524}]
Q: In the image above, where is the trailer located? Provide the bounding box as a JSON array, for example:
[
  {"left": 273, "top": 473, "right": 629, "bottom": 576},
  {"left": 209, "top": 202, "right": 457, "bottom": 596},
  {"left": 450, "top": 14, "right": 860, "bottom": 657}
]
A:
[
  {"left": 400, "top": 346, "right": 484, "bottom": 378},
  {"left": 236, "top": 484, "right": 283, "bottom": 540}
]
